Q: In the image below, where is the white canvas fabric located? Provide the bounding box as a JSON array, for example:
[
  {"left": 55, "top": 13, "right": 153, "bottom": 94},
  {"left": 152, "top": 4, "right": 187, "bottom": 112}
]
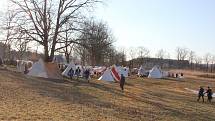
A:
[
  {"left": 16, "top": 60, "right": 25, "bottom": 73},
  {"left": 62, "top": 62, "right": 76, "bottom": 77},
  {"left": 115, "top": 66, "right": 129, "bottom": 77},
  {"left": 93, "top": 66, "right": 106, "bottom": 73},
  {"left": 27, "top": 59, "right": 48, "bottom": 78},
  {"left": 123, "top": 67, "right": 129, "bottom": 77},
  {"left": 98, "top": 69, "right": 115, "bottom": 82},
  {"left": 27, "top": 59, "right": 62, "bottom": 79},
  {"left": 138, "top": 66, "right": 145, "bottom": 76},
  {"left": 16, "top": 60, "right": 33, "bottom": 73},
  {"left": 148, "top": 66, "right": 163, "bottom": 79}
]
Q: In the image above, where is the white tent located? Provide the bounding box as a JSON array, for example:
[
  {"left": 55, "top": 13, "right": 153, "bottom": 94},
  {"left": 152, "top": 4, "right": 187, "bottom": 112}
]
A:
[
  {"left": 28, "top": 59, "right": 62, "bottom": 79},
  {"left": 138, "top": 65, "right": 145, "bottom": 77},
  {"left": 98, "top": 69, "right": 115, "bottom": 82},
  {"left": 117, "top": 66, "right": 129, "bottom": 77},
  {"left": 148, "top": 66, "right": 163, "bottom": 79},
  {"left": 16, "top": 60, "right": 33, "bottom": 73},
  {"left": 62, "top": 62, "right": 76, "bottom": 77}
]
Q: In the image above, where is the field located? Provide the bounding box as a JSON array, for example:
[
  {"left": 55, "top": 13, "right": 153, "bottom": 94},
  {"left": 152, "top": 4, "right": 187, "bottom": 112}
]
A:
[{"left": 0, "top": 68, "right": 215, "bottom": 121}]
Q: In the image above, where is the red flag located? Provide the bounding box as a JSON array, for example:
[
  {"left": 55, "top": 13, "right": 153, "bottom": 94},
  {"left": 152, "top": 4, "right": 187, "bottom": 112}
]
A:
[{"left": 111, "top": 65, "right": 121, "bottom": 82}]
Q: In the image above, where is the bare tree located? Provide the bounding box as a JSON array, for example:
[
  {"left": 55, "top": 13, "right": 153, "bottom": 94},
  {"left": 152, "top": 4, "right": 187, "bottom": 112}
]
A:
[
  {"left": 128, "top": 47, "right": 136, "bottom": 68},
  {"left": 73, "top": 44, "right": 89, "bottom": 65},
  {"left": 10, "top": 0, "right": 100, "bottom": 62},
  {"left": 156, "top": 49, "right": 167, "bottom": 59},
  {"left": 77, "top": 19, "right": 114, "bottom": 66},
  {"left": 138, "top": 46, "right": 150, "bottom": 58},
  {"left": 137, "top": 46, "right": 150, "bottom": 66},
  {"left": 210, "top": 55, "right": 215, "bottom": 73},
  {"left": 188, "top": 50, "right": 195, "bottom": 70},
  {"left": 194, "top": 56, "right": 202, "bottom": 70},
  {"left": 204, "top": 53, "right": 211, "bottom": 72},
  {"left": 0, "top": 9, "right": 17, "bottom": 60},
  {"left": 117, "top": 47, "right": 126, "bottom": 66},
  {"left": 176, "top": 47, "right": 188, "bottom": 60}
]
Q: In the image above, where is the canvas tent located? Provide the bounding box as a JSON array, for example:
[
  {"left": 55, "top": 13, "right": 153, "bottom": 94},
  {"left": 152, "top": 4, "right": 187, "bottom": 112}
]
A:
[
  {"left": 28, "top": 59, "right": 62, "bottom": 79},
  {"left": 138, "top": 65, "right": 146, "bottom": 77},
  {"left": 16, "top": 60, "right": 33, "bottom": 73},
  {"left": 98, "top": 68, "right": 115, "bottom": 82},
  {"left": 116, "top": 66, "right": 129, "bottom": 77},
  {"left": 62, "top": 62, "right": 76, "bottom": 77},
  {"left": 148, "top": 66, "right": 163, "bottom": 79}
]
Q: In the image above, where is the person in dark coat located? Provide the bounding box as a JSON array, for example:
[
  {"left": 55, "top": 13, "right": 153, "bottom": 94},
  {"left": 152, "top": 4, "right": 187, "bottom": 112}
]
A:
[
  {"left": 0, "top": 58, "right": 2, "bottom": 66},
  {"left": 75, "top": 67, "right": 81, "bottom": 79},
  {"left": 84, "top": 69, "right": 90, "bottom": 83},
  {"left": 68, "top": 68, "right": 74, "bottom": 80},
  {"left": 197, "top": 86, "right": 205, "bottom": 102},
  {"left": 205, "top": 86, "right": 213, "bottom": 103},
  {"left": 120, "top": 74, "right": 125, "bottom": 91}
]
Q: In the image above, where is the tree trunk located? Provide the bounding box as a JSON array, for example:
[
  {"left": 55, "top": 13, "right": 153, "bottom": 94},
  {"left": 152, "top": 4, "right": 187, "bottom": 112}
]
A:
[{"left": 44, "top": 45, "right": 50, "bottom": 62}]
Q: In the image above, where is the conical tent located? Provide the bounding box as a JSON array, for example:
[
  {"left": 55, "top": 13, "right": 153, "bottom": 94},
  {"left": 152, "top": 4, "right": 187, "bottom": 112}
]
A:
[
  {"left": 138, "top": 65, "right": 145, "bottom": 76},
  {"left": 98, "top": 69, "right": 115, "bottom": 82},
  {"left": 117, "top": 66, "right": 129, "bottom": 77},
  {"left": 62, "top": 62, "right": 76, "bottom": 77},
  {"left": 148, "top": 66, "right": 163, "bottom": 79},
  {"left": 28, "top": 59, "right": 62, "bottom": 79}
]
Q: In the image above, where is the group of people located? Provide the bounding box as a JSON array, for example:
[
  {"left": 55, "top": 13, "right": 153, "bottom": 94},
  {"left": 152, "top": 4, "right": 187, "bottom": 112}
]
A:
[
  {"left": 198, "top": 86, "right": 213, "bottom": 102},
  {"left": 67, "top": 66, "right": 126, "bottom": 91},
  {"left": 68, "top": 67, "right": 91, "bottom": 82}
]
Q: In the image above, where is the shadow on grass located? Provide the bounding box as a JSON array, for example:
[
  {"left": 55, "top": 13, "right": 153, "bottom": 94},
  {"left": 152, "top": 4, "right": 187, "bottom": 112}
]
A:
[
  {"left": 2, "top": 70, "right": 215, "bottom": 121},
  {"left": 2, "top": 70, "right": 150, "bottom": 120}
]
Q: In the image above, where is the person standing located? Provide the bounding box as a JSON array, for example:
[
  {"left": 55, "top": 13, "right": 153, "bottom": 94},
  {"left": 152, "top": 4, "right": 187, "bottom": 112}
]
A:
[
  {"left": 205, "top": 86, "right": 213, "bottom": 103},
  {"left": 75, "top": 67, "right": 81, "bottom": 80},
  {"left": 120, "top": 74, "right": 125, "bottom": 91},
  {"left": 197, "top": 86, "right": 205, "bottom": 102},
  {"left": 84, "top": 69, "right": 90, "bottom": 83},
  {"left": 68, "top": 68, "right": 74, "bottom": 80}
]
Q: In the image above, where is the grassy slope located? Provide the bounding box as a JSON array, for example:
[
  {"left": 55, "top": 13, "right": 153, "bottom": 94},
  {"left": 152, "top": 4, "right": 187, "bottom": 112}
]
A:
[{"left": 0, "top": 69, "right": 215, "bottom": 121}]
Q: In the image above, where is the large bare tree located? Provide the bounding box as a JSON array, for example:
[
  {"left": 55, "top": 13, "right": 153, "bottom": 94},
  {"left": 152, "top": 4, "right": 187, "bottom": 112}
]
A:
[
  {"left": 137, "top": 46, "right": 150, "bottom": 66},
  {"left": 204, "top": 53, "right": 211, "bottom": 72},
  {"left": 176, "top": 47, "right": 188, "bottom": 61},
  {"left": 156, "top": 49, "right": 167, "bottom": 59},
  {"left": 128, "top": 47, "right": 136, "bottom": 68},
  {"left": 0, "top": 9, "right": 17, "bottom": 60},
  {"left": 188, "top": 50, "right": 195, "bottom": 69},
  {"left": 10, "top": 0, "right": 100, "bottom": 62},
  {"left": 77, "top": 19, "right": 114, "bottom": 66}
]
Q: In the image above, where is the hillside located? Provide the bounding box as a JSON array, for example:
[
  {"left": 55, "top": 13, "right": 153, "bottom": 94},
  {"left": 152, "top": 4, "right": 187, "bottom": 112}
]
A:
[{"left": 0, "top": 69, "right": 214, "bottom": 121}]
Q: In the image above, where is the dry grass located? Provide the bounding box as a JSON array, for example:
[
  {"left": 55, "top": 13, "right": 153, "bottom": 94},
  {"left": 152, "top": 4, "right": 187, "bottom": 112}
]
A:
[{"left": 0, "top": 69, "right": 215, "bottom": 121}]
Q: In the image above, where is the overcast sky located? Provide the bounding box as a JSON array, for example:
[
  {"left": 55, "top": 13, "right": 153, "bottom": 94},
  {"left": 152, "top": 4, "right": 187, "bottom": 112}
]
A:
[{"left": 1, "top": 0, "right": 215, "bottom": 59}]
